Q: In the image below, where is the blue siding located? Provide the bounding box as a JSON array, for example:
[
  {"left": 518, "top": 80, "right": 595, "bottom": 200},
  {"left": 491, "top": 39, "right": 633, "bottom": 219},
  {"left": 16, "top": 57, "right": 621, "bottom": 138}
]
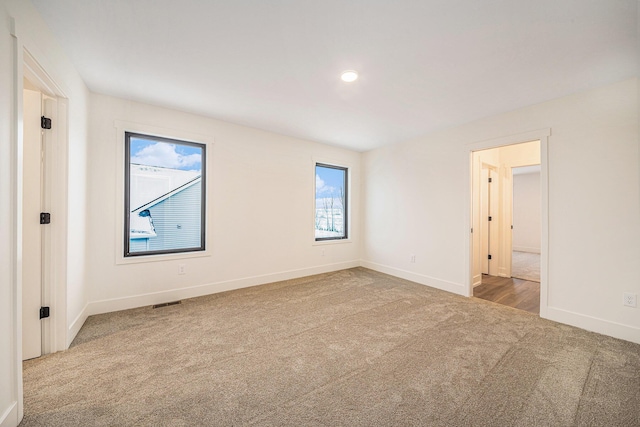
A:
[
  {"left": 129, "top": 239, "right": 149, "bottom": 252},
  {"left": 129, "top": 181, "right": 202, "bottom": 252}
]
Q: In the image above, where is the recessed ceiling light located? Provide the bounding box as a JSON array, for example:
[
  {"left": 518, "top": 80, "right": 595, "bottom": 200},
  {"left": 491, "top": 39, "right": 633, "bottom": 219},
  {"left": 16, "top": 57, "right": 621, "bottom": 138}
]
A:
[{"left": 341, "top": 70, "right": 358, "bottom": 83}]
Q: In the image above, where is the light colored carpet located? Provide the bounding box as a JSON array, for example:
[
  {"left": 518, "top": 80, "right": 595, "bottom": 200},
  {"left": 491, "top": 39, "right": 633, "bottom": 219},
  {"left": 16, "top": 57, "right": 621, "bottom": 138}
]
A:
[
  {"left": 21, "top": 268, "right": 640, "bottom": 426},
  {"left": 512, "top": 251, "right": 540, "bottom": 282}
]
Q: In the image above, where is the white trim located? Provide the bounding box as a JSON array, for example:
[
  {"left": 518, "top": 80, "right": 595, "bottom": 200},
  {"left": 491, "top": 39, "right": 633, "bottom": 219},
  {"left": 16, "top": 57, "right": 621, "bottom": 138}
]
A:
[
  {"left": 21, "top": 50, "right": 70, "bottom": 355},
  {"left": 0, "top": 402, "right": 18, "bottom": 427},
  {"left": 9, "top": 17, "right": 23, "bottom": 424},
  {"left": 464, "top": 128, "right": 550, "bottom": 313},
  {"left": 512, "top": 246, "right": 541, "bottom": 254},
  {"left": 497, "top": 269, "right": 509, "bottom": 278},
  {"left": 116, "top": 249, "right": 212, "bottom": 265},
  {"left": 58, "top": 262, "right": 640, "bottom": 349},
  {"left": 546, "top": 307, "right": 640, "bottom": 345},
  {"left": 464, "top": 128, "right": 550, "bottom": 151},
  {"left": 312, "top": 239, "right": 353, "bottom": 246},
  {"left": 50, "top": 96, "right": 69, "bottom": 353},
  {"left": 67, "top": 304, "right": 89, "bottom": 347},
  {"left": 87, "top": 260, "right": 360, "bottom": 315},
  {"left": 23, "top": 50, "right": 65, "bottom": 98},
  {"left": 41, "top": 94, "right": 55, "bottom": 355},
  {"left": 472, "top": 273, "right": 482, "bottom": 288},
  {"left": 115, "top": 120, "right": 214, "bottom": 145},
  {"left": 9, "top": 21, "right": 73, "bottom": 423},
  {"left": 361, "top": 260, "right": 466, "bottom": 296},
  {"left": 114, "top": 121, "right": 214, "bottom": 265},
  {"left": 538, "top": 135, "right": 549, "bottom": 319}
]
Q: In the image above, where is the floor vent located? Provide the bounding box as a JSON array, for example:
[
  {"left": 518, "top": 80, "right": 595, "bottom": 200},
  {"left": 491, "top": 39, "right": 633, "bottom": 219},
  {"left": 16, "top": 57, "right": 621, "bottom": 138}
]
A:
[{"left": 152, "top": 301, "right": 182, "bottom": 309}]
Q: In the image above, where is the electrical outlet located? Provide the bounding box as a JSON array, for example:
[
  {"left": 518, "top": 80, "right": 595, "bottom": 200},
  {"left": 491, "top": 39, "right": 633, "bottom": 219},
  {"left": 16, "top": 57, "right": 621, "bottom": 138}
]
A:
[
  {"left": 178, "top": 264, "right": 186, "bottom": 275},
  {"left": 623, "top": 293, "right": 637, "bottom": 307},
  {"left": 410, "top": 254, "right": 416, "bottom": 263}
]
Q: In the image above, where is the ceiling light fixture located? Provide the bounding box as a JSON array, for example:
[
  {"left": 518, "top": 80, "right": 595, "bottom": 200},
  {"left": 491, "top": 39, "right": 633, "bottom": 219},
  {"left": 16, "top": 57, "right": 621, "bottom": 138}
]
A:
[{"left": 341, "top": 70, "right": 358, "bottom": 83}]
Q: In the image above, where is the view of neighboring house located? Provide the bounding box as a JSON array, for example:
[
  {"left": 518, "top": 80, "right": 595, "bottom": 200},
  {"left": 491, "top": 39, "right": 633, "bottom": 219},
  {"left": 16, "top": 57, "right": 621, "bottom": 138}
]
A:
[{"left": 129, "top": 164, "right": 202, "bottom": 253}]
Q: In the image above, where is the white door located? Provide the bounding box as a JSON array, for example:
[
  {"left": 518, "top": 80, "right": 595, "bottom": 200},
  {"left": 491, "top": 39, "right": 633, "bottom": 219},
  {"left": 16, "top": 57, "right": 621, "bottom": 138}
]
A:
[
  {"left": 481, "top": 168, "right": 489, "bottom": 274},
  {"left": 480, "top": 166, "right": 498, "bottom": 276},
  {"left": 22, "top": 88, "right": 44, "bottom": 360}
]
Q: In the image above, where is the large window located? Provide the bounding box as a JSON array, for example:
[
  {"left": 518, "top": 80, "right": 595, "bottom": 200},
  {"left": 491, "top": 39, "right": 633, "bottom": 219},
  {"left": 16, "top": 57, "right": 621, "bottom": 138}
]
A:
[
  {"left": 315, "top": 163, "right": 348, "bottom": 240},
  {"left": 124, "top": 132, "right": 206, "bottom": 257}
]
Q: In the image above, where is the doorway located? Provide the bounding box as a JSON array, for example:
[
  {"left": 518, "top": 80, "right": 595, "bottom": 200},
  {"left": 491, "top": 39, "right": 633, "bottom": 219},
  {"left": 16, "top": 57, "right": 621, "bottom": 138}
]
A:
[
  {"left": 470, "top": 140, "right": 542, "bottom": 314},
  {"left": 20, "top": 46, "right": 67, "bottom": 360},
  {"left": 511, "top": 165, "right": 541, "bottom": 283}
]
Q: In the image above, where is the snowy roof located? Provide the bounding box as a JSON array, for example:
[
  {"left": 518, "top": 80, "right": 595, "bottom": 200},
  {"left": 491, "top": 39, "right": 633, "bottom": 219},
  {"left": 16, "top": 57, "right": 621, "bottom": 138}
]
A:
[
  {"left": 130, "top": 212, "right": 157, "bottom": 239},
  {"left": 130, "top": 164, "right": 200, "bottom": 212}
]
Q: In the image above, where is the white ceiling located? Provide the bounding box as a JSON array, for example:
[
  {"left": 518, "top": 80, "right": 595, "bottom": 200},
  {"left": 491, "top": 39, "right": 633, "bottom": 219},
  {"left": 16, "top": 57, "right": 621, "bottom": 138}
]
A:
[{"left": 32, "top": 0, "right": 638, "bottom": 152}]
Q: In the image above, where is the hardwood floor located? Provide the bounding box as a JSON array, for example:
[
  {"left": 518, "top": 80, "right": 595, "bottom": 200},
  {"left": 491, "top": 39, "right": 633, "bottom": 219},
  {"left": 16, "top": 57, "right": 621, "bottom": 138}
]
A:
[{"left": 473, "top": 274, "right": 540, "bottom": 314}]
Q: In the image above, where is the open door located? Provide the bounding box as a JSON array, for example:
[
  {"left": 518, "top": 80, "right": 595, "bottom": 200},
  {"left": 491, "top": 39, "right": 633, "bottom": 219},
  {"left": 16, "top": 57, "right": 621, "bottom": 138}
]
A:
[
  {"left": 22, "top": 86, "right": 43, "bottom": 360},
  {"left": 22, "top": 81, "right": 56, "bottom": 360},
  {"left": 480, "top": 165, "right": 498, "bottom": 276}
]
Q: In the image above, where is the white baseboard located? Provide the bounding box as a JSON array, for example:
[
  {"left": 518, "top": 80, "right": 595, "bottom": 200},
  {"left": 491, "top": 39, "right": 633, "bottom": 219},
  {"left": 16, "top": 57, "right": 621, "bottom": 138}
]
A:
[
  {"left": 0, "top": 402, "right": 18, "bottom": 427},
  {"left": 87, "top": 260, "right": 360, "bottom": 316},
  {"left": 472, "top": 274, "right": 482, "bottom": 288},
  {"left": 360, "top": 260, "right": 467, "bottom": 296},
  {"left": 68, "top": 304, "right": 89, "bottom": 348},
  {"left": 513, "top": 246, "right": 541, "bottom": 254},
  {"left": 77, "top": 260, "right": 639, "bottom": 347},
  {"left": 545, "top": 306, "right": 640, "bottom": 345}
]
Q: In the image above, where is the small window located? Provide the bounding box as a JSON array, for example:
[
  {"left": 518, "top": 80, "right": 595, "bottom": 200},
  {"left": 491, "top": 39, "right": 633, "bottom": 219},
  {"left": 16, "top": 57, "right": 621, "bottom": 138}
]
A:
[
  {"left": 124, "top": 132, "right": 206, "bottom": 257},
  {"left": 315, "top": 163, "right": 348, "bottom": 240}
]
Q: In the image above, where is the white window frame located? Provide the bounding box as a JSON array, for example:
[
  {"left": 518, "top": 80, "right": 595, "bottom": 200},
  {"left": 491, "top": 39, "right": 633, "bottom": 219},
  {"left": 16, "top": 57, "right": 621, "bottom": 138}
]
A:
[{"left": 114, "top": 121, "right": 213, "bottom": 264}]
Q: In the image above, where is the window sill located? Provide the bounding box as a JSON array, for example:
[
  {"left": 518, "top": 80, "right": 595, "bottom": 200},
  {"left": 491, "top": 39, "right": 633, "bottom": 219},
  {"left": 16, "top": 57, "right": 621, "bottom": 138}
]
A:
[
  {"left": 312, "top": 239, "right": 352, "bottom": 246},
  {"left": 116, "top": 249, "right": 212, "bottom": 265}
]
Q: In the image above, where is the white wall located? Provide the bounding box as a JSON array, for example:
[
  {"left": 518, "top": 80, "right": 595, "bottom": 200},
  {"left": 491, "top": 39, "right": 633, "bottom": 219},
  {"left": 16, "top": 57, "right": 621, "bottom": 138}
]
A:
[
  {"left": 0, "top": 1, "right": 90, "bottom": 425},
  {"left": 513, "top": 171, "right": 541, "bottom": 253},
  {"left": 0, "top": 7, "right": 18, "bottom": 426},
  {"left": 84, "top": 93, "right": 361, "bottom": 315},
  {"left": 362, "top": 78, "right": 640, "bottom": 343}
]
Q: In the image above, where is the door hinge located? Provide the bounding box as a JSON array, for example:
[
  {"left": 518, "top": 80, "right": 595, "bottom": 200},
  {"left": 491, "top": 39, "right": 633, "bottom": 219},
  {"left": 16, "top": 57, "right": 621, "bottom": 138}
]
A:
[
  {"left": 488, "top": 177, "right": 492, "bottom": 183},
  {"left": 39, "top": 306, "right": 50, "bottom": 319},
  {"left": 488, "top": 254, "right": 492, "bottom": 260},
  {"left": 40, "top": 212, "right": 51, "bottom": 224},
  {"left": 488, "top": 216, "right": 492, "bottom": 221},
  {"left": 511, "top": 225, "right": 513, "bottom": 229},
  {"left": 41, "top": 116, "right": 52, "bottom": 129},
  {"left": 470, "top": 228, "right": 473, "bottom": 233}
]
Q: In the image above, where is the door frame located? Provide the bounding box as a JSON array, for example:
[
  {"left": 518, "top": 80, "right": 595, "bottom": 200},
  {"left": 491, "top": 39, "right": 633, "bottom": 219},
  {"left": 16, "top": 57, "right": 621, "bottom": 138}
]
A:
[
  {"left": 465, "top": 129, "right": 550, "bottom": 318},
  {"left": 22, "top": 49, "right": 69, "bottom": 356},
  {"left": 11, "top": 20, "right": 70, "bottom": 420}
]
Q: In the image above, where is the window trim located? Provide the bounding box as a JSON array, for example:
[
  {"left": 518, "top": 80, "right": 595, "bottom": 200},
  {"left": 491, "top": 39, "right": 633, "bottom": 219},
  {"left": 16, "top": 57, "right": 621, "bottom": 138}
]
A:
[
  {"left": 124, "top": 131, "right": 207, "bottom": 257},
  {"left": 314, "top": 162, "right": 349, "bottom": 242}
]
